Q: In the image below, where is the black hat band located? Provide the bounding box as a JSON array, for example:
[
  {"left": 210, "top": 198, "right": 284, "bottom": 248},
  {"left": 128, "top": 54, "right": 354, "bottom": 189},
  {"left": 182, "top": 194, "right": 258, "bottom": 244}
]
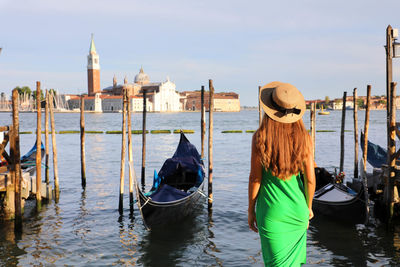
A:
[{"left": 270, "top": 94, "right": 301, "bottom": 115}]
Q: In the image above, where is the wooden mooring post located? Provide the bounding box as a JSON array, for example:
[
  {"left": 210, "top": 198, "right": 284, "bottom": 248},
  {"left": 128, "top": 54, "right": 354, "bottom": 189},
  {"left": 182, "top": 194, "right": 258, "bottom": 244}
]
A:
[
  {"left": 127, "top": 90, "right": 134, "bottom": 214},
  {"left": 362, "top": 85, "right": 372, "bottom": 223},
  {"left": 12, "top": 89, "right": 22, "bottom": 227},
  {"left": 49, "top": 92, "right": 59, "bottom": 200},
  {"left": 141, "top": 89, "right": 147, "bottom": 189},
  {"left": 208, "top": 79, "right": 214, "bottom": 210},
  {"left": 353, "top": 88, "right": 359, "bottom": 179},
  {"left": 36, "top": 81, "right": 42, "bottom": 209},
  {"left": 1, "top": 92, "right": 19, "bottom": 221},
  {"left": 80, "top": 95, "right": 86, "bottom": 189},
  {"left": 119, "top": 88, "right": 128, "bottom": 214},
  {"left": 201, "top": 85, "right": 206, "bottom": 159},
  {"left": 3, "top": 126, "right": 14, "bottom": 220},
  {"left": 363, "top": 85, "right": 371, "bottom": 174},
  {"left": 310, "top": 102, "right": 316, "bottom": 158},
  {"left": 386, "top": 25, "right": 393, "bottom": 156},
  {"left": 386, "top": 82, "right": 397, "bottom": 222},
  {"left": 45, "top": 90, "right": 50, "bottom": 185},
  {"left": 339, "top": 91, "right": 347, "bottom": 173}
]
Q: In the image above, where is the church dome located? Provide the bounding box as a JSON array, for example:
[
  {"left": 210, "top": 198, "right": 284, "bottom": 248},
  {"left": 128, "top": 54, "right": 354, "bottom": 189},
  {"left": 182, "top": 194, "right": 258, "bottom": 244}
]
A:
[{"left": 134, "top": 67, "right": 150, "bottom": 85}]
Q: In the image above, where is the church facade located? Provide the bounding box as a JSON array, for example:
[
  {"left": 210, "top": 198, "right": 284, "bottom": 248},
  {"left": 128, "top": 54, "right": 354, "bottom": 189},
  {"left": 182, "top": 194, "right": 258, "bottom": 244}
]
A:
[{"left": 102, "top": 67, "right": 182, "bottom": 112}]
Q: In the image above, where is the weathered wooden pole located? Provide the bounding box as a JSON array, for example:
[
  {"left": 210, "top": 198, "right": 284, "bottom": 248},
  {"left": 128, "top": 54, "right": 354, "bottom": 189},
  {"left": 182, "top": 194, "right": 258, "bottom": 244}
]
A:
[
  {"left": 35, "top": 81, "right": 42, "bottom": 208},
  {"left": 45, "top": 90, "right": 50, "bottom": 184},
  {"left": 201, "top": 86, "right": 206, "bottom": 159},
  {"left": 386, "top": 25, "right": 393, "bottom": 153},
  {"left": 353, "top": 88, "right": 359, "bottom": 179},
  {"left": 141, "top": 89, "right": 147, "bottom": 189},
  {"left": 313, "top": 103, "right": 316, "bottom": 156},
  {"left": 208, "top": 79, "right": 214, "bottom": 210},
  {"left": 387, "top": 82, "right": 397, "bottom": 222},
  {"left": 310, "top": 102, "right": 316, "bottom": 158},
  {"left": 362, "top": 85, "right": 371, "bottom": 224},
  {"left": 339, "top": 91, "right": 347, "bottom": 173},
  {"left": 7, "top": 126, "right": 16, "bottom": 220},
  {"left": 12, "top": 89, "right": 22, "bottom": 227},
  {"left": 363, "top": 85, "right": 371, "bottom": 174},
  {"left": 49, "top": 93, "right": 59, "bottom": 200},
  {"left": 258, "top": 86, "right": 262, "bottom": 126},
  {"left": 119, "top": 88, "right": 127, "bottom": 214},
  {"left": 80, "top": 95, "right": 86, "bottom": 189},
  {"left": 127, "top": 89, "right": 134, "bottom": 214}
]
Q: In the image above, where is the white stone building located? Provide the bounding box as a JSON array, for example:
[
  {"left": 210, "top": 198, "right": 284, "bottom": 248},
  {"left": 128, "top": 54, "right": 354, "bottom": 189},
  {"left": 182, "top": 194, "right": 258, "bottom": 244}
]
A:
[
  {"left": 103, "top": 68, "right": 182, "bottom": 112},
  {"left": 67, "top": 95, "right": 148, "bottom": 112},
  {"left": 141, "top": 77, "right": 182, "bottom": 112}
]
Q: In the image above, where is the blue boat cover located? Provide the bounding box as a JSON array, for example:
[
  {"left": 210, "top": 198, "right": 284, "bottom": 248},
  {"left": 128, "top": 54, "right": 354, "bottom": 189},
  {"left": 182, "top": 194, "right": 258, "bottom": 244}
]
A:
[
  {"left": 149, "top": 132, "right": 205, "bottom": 201},
  {"left": 21, "top": 141, "right": 45, "bottom": 163},
  {"left": 157, "top": 133, "right": 204, "bottom": 185},
  {"left": 150, "top": 184, "right": 189, "bottom": 202},
  {"left": 360, "top": 131, "right": 387, "bottom": 168}
]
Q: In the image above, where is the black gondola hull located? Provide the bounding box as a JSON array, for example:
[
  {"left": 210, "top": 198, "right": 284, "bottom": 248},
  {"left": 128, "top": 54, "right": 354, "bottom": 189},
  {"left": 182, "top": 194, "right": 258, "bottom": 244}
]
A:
[
  {"left": 138, "top": 182, "right": 205, "bottom": 228},
  {"left": 313, "top": 184, "right": 367, "bottom": 224}
]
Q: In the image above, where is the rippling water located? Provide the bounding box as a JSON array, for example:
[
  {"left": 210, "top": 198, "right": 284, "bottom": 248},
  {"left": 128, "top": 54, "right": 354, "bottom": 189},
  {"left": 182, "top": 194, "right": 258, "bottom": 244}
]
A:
[{"left": 0, "top": 109, "right": 400, "bottom": 266}]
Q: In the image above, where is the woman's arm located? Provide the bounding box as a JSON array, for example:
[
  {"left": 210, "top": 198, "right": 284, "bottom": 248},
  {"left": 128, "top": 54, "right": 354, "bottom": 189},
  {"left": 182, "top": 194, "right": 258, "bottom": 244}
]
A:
[
  {"left": 303, "top": 144, "right": 316, "bottom": 220},
  {"left": 248, "top": 135, "right": 262, "bottom": 233}
]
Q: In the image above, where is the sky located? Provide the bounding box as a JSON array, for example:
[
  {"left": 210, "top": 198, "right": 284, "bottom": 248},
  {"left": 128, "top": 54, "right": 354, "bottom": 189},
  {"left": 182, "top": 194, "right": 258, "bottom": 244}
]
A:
[{"left": 1, "top": 0, "right": 400, "bottom": 106}]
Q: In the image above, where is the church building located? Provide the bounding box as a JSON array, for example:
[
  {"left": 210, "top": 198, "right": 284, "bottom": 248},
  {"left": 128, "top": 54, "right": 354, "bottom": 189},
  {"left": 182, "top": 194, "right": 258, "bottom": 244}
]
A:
[
  {"left": 87, "top": 34, "right": 100, "bottom": 96},
  {"left": 81, "top": 35, "right": 239, "bottom": 112},
  {"left": 102, "top": 68, "right": 182, "bottom": 112},
  {"left": 86, "top": 35, "right": 181, "bottom": 112}
]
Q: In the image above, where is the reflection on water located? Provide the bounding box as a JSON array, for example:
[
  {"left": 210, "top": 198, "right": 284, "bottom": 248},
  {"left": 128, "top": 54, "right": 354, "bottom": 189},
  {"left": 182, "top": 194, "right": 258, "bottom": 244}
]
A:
[
  {"left": 138, "top": 208, "right": 206, "bottom": 266},
  {"left": 73, "top": 191, "right": 90, "bottom": 241},
  {"left": 0, "top": 220, "right": 25, "bottom": 266},
  {"left": 205, "top": 209, "right": 223, "bottom": 267},
  {"left": 117, "top": 215, "right": 138, "bottom": 266},
  {"left": 309, "top": 216, "right": 368, "bottom": 266},
  {"left": 307, "top": 215, "right": 400, "bottom": 266},
  {"left": 16, "top": 200, "right": 64, "bottom": 266}
]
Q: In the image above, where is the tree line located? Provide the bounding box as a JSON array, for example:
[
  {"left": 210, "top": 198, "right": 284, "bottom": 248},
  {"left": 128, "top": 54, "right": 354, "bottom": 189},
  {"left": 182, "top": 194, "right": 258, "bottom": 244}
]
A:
[{"left": 13, "top": 86, "right": 56, "bottom": 100}]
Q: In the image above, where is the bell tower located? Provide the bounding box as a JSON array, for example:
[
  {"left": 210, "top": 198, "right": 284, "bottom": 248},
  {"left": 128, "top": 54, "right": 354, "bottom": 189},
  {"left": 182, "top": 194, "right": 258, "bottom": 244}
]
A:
[{"left": 87, "top": 34, "right": 100, "bottom": 96}]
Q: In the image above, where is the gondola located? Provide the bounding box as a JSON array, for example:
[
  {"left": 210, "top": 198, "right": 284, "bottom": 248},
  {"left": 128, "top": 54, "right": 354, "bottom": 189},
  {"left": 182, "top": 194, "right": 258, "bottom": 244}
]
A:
[
  {"left": 134, "top": 132, "right": 206, "bottom": 230},
  {"left": 313, "top": 167, "right": 368, "bottom": 224},
  {"left": 0, "top": 141, "right": 45, "bottom": 174},
  {"left": 313, "top": 183, "right": 367, "bottom": 224},
  {"left": 360, "top": 131, "right": 386, "bottom": 169},
  {"left": 21, "top": 141, "right": 45, "bottom": 175}
]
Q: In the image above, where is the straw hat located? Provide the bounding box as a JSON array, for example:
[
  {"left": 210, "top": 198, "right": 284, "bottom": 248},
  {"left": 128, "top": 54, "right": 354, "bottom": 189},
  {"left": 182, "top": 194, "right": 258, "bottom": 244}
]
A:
[{"left": 259, "top": 81, "right": 306, "bottom": 123}]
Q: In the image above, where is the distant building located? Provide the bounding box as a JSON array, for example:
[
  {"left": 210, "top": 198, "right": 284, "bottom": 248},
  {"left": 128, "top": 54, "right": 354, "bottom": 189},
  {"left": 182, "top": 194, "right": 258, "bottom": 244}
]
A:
[
  {"left": 180, "top": 91, "right": 240, "bottom": 112},
  {"left": 102, "top": 68, "right": 182, "bottom": 112},
  {"left": 306, "top": 95, "right": 391, "bottom": 110},
  {"left": 87, "top": 34, "right": 101, "bottom": 96},
  {"left": 67, "top": 94, "right": 146, "bottom": 112}
]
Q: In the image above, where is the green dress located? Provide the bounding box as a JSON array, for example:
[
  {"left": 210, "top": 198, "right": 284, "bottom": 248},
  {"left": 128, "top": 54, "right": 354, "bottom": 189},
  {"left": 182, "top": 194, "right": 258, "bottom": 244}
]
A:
[{"left": 256, "top": 168, "right": 309, "bottom": 266}]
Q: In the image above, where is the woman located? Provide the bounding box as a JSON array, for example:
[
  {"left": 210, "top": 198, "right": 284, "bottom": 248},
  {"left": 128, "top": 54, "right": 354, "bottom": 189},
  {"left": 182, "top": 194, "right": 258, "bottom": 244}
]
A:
[{"left": 248, "top": 81, "right": 316, "bottom": 266}]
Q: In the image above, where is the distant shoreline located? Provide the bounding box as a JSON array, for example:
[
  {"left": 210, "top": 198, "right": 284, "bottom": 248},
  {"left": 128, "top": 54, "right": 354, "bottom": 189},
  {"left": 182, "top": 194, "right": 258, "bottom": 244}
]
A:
[{"left": 0, "top": 107, "right": 388, "bottom": 113}]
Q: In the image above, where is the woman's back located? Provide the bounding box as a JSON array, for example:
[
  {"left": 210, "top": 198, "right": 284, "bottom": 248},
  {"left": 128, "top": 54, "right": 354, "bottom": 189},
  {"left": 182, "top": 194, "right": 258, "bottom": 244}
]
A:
[{"left": 256, "top": 168, "right": 308, "bottom": 266}]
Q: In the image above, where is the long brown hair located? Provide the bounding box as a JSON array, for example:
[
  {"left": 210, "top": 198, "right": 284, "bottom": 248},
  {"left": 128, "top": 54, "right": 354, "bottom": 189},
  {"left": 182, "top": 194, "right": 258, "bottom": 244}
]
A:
[{"left": 254, "top": 114, "right": 311, "bottom": 180}]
